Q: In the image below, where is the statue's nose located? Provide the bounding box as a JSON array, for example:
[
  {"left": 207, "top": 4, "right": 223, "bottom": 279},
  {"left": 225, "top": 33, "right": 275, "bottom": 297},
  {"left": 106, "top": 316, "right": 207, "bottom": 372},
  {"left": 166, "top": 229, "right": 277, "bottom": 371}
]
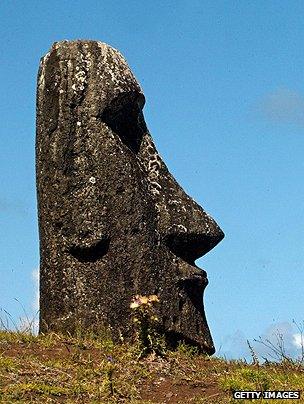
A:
[
  {"left": 162, "top": 202, "right": 224, "bottom": 264},
  {"left": 139, "top": 132, "right": 224, "bottom": 263},
  {"left": 164, "top": 223, "right": 224, "bottom": 265}
]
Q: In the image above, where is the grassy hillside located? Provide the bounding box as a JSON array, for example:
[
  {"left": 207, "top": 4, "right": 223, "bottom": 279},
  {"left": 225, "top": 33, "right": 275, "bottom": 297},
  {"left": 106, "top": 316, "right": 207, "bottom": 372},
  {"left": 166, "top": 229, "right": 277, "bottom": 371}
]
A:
[{"left": 0, "top": 330, "right": 303, "bottom": 403}]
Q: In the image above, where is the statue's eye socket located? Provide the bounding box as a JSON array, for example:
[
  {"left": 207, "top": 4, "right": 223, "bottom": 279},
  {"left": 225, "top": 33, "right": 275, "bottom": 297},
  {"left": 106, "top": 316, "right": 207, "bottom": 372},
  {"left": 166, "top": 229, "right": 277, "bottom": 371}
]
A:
[
  {"left": 100, "top": 92, "right": 146, "bottom": 154},
  {"left": 69, "top": 238, "right": 110, "bottom": 263}
]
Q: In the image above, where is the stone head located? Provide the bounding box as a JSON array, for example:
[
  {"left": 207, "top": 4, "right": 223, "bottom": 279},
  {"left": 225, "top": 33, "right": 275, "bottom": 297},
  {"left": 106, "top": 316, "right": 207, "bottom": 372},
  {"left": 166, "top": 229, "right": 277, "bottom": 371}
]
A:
[{"left": 36, "top": 40, "right": 224, "bottom": 354}]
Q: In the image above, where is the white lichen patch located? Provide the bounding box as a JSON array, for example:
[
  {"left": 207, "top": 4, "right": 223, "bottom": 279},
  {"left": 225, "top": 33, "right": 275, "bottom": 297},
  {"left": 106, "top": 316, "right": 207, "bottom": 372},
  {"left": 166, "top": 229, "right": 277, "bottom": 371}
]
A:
[
  {"left": 38, "top": 51, "right": 51, "bottom": 90},
  {"left": 96, "top": 41, "right": 143, "bottom": 95},
  {"left": 177, "top": 224, "right": 188, "bottom": 232},
  {"left": 139, "top": 134, "right": 164, "bottom": 197}
]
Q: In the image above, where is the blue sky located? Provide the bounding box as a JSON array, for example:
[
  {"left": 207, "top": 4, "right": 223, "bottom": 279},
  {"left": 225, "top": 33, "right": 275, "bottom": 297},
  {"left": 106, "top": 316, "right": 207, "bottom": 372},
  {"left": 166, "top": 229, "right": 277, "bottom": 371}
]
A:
[{"left": 1, "top": 1, "right": 304, "bottom": 359}]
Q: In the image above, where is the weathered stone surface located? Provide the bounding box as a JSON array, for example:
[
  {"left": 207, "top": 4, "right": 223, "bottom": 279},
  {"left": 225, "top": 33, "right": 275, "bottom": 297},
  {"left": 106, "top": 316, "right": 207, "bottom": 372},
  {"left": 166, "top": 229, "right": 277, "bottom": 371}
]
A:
[{"left": 36, "top": 40, "right": 224, "bottom": 354}]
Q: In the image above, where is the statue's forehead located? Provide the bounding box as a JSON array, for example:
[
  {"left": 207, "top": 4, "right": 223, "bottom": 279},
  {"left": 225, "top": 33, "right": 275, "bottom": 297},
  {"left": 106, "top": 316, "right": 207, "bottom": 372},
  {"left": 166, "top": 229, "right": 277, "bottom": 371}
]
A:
[{"left": 41, "top": 40, "right": 144, "bottom": 112}]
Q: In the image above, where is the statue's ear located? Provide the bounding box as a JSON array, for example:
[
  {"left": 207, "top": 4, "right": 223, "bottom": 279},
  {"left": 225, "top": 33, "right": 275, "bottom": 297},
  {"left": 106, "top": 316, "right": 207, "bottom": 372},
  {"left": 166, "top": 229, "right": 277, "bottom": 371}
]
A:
[{"left": 100, "top": 91, "right": 146, "bottom": 153}]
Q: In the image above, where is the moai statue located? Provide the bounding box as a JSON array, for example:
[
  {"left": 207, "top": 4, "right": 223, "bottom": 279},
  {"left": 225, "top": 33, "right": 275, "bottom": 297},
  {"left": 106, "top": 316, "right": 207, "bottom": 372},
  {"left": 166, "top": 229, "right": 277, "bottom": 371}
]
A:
[{"left": 36, "top": 40, "right": 224, "bottom": 354}]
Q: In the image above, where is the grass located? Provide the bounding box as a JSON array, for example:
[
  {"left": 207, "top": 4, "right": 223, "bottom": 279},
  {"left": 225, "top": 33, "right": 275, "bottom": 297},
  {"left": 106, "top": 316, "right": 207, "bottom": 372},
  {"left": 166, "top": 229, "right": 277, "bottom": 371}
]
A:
[{"left": 0, "top": 330, "right": 303, "bottom": 403}]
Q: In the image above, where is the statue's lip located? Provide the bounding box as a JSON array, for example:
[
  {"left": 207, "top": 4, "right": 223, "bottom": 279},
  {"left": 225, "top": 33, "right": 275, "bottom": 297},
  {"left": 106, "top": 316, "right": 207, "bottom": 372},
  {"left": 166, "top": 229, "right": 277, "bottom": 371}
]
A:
[
  {"left": 194, "top": 263, "right": 207, "bottom": 277},
  {"left": 178, "top": 270, "right": 208, "bottom": 287}
]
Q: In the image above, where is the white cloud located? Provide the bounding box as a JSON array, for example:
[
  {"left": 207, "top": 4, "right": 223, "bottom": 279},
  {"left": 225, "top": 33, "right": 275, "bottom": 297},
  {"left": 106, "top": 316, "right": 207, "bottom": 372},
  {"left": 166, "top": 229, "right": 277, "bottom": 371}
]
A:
[
  {"left": 252, "top": 322, "right": 299, "bottom": 360},
  {"left": 32, "top": 267, "right": 39, "bottom": 312},
  {"left": 258, "top": 88, "right": 304, "bottom": 126},
  {"left": 293, "top": 333, "right": 303, "bottom": 349},
  {"left": 217, "top": 322, "right": 304, "bottom": 362},
  {"left": 216, "top": 330, "right": 249, "bottom": 360},
  {"left": 19, "top": 317, "right": 39, "bottom": 334},
  {"left": 15, "top": 268, "right": 40, "bottom": 334}
]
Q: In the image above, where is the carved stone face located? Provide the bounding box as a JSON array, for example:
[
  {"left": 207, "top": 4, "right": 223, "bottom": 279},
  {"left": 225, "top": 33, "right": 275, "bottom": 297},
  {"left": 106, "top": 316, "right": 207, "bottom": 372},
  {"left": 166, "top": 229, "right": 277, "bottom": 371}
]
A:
[{"left": 36, "top": 40, "right": 224, "bottom": 354}]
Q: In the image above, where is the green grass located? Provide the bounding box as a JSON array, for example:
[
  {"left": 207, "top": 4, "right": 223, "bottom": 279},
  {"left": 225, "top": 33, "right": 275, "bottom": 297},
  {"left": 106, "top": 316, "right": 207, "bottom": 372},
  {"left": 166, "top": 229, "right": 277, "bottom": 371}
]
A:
[{"left": 0, "top": 330, "right": 303, "bottom": 403}]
